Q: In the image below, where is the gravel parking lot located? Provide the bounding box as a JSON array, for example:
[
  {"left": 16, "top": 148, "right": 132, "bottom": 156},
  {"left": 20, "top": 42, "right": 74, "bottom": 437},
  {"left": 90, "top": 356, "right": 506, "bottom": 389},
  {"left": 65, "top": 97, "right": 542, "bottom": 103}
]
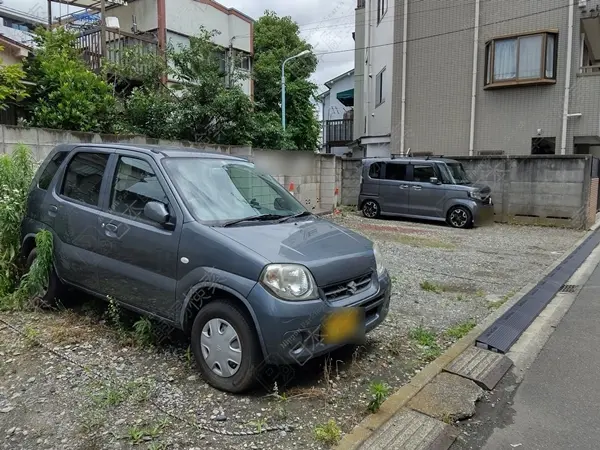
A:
[{"left": 0, "top": 213, "right": 585, "bottom": 450}]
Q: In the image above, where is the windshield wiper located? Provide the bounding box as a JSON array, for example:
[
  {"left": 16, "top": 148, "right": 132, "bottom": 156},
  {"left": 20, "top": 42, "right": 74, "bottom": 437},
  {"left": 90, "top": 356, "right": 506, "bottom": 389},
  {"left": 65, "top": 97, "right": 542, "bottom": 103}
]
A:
[
  {"left": 277, "top": 211, "right": 313, "bottom": 223},
  {"left": 222, "top": 214, "right": 284, "bottom": 227}
]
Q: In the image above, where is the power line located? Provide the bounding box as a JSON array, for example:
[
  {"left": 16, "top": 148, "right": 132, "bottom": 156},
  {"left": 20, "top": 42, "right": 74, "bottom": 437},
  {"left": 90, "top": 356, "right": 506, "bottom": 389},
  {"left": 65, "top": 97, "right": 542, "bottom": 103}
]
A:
[{"left": 313, "top": 0, "right": 575, "bottom": 56}]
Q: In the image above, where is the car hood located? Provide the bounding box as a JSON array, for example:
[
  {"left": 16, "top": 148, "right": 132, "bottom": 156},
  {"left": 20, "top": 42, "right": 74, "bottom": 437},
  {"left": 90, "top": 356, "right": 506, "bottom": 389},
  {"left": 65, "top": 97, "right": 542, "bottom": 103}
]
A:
[{"left": 214, "top": 217, "right": 376, "bottom": 287}]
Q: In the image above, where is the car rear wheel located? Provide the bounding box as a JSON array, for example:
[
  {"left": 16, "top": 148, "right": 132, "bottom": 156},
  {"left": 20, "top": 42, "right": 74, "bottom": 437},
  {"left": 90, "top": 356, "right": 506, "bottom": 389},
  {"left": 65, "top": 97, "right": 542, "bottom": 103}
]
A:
[
  {"left": 362, "top": 200, "right": 381, "bottom": 219},
  {"left": 25, "top": 248, "right": 64, "bottom": 307},
  {"left": 190, "top": 300, "right": 261, "bottom": 393},
  {"left": 447, "top": 206, "right": 473, "bottom": 229}
]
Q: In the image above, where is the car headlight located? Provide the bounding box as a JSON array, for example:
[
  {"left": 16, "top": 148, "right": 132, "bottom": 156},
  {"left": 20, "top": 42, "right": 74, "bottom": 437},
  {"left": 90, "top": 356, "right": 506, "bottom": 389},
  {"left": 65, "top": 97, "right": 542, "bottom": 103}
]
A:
[
  {"left": 468, "top": 190, "right": 482, "bottom": 200},
  {"left": 260, "top": 264, "right": 319, "bottom": 301},
  {"left": 373, "top": 243, "right": 386, "bottom": 276}
]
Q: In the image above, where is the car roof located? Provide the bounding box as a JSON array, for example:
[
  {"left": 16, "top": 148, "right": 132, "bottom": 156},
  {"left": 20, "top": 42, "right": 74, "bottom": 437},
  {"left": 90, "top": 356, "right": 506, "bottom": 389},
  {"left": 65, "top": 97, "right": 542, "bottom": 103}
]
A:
[
  {"left": 53, "top": 143, "right": 248, "bottom": 161},
  {"left": 363, "top": 156, "right": 459, "bottom": 165}
]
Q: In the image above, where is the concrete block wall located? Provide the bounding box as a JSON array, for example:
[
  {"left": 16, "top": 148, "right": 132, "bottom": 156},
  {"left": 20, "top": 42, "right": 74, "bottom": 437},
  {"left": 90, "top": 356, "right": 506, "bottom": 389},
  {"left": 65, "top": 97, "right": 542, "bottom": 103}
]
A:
[
  {"left": 455, "top": 156, "right": 594, "bottom": 228},
  {"left": 341, "top": 159, "right": 363, "bottom": 206},
  {"left": 588, "top": 178, "right": 598, "bottom": 227}
]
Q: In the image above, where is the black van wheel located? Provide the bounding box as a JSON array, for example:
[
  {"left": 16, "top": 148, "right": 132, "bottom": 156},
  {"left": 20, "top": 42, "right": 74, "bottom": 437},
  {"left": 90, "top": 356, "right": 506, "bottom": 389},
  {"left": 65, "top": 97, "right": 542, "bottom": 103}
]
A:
[
  {"left": 447, "top": 206, "right": 473, "bottom": 229},
  {"left": 362, "top": 200, "right": 381, "bottom": 219},
  {"left": 191, "top": 299, "right": 261, "bottom": 393},
  {"left": 25, "top": 248, "right": 63, "bottom": 307}
]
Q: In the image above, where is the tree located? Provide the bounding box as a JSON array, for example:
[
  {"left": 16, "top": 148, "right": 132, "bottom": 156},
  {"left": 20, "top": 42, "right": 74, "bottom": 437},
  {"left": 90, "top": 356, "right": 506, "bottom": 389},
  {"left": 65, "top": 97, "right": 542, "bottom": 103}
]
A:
[
  {"left": 253, "top": 11, "right": 320, "bottom": 151},
  {"left": 0, "top": 46, "right": 28, "bottom": 111},
  {"left": 24, "top": 28, "right": 115, "bottom": 132}
]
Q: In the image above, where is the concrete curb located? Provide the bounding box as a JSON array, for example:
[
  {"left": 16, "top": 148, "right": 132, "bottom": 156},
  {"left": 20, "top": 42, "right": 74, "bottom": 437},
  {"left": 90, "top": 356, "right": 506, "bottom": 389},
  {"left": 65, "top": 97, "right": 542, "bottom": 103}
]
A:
[{"left": 336, "top": 226, "right": 597, "bottom": 450}]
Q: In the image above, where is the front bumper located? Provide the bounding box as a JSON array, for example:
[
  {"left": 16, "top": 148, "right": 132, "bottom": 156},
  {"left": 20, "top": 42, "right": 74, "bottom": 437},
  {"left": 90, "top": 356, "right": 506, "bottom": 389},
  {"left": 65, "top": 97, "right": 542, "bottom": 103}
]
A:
[
  {"left": 473, "top": 200, "right": 495, "bottom": 227},
  {"left": 247, "top": 270, "right": 392, "bottom": 365}
]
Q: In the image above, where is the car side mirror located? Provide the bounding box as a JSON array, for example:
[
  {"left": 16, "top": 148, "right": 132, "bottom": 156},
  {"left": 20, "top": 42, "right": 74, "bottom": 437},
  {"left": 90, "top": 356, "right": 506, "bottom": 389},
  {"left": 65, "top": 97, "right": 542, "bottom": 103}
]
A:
[
  {"left": 274, "top": 197, "right": 286, "bottom": 210},
  {"left": 430, "top": 177, "right": 441, "bottom": 184},
  {"left": 144, "top": 201, "right": 170, "bottom": 226}
]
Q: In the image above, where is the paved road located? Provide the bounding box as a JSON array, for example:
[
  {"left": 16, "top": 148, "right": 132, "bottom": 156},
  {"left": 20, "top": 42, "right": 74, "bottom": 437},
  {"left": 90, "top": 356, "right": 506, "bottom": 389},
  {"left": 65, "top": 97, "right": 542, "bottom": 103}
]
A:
[{"left": 475, "top": 262, "right": 600, "bottom": 450}]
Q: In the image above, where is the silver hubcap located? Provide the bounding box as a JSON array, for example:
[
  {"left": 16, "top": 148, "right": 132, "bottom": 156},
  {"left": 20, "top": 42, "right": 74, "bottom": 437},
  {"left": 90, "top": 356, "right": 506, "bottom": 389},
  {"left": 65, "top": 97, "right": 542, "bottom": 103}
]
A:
[
  {"left": 450, "top": 208, "right": 468, "bottom": 227},
  {"left": 200, "top": 318, "right": 242, "bottom": 378},
  {"left": 364, "top": 201, "right": 377, "bottom": 218}
]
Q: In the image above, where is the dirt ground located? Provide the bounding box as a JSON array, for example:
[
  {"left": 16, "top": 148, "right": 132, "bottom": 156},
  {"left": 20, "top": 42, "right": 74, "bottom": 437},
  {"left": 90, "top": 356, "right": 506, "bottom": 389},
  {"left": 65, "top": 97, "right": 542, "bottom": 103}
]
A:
[{"left": 0, "top": 213, "right": 585, "bottom": 450}]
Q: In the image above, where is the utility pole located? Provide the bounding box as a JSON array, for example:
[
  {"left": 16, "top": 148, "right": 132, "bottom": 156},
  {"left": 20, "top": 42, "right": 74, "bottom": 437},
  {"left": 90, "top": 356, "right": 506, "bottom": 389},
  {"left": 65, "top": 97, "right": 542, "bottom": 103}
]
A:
[
  {"left": 281, "top": 50, "right": 310, "bottom": 130},
  {"left": 100, "top": 0, "right": 107, "bottom": 59},
  {"left": 47, "top": 0, "right": 52, "bottom": 27}
]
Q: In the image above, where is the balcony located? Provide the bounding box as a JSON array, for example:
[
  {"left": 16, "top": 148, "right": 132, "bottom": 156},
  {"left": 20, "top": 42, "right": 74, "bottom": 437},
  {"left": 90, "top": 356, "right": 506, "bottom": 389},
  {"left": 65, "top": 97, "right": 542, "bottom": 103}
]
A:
[
  {"left": 323, "top": 119, "right": 353, "bottom": 150},
  {"left": 75, "top": 27, "right": 158, "bottom": 76}
]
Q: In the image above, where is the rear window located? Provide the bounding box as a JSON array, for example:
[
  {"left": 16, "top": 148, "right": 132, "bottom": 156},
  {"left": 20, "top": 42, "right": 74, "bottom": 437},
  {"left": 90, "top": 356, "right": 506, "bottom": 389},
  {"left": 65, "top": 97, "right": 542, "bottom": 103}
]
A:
[
  {"left": 368, "top": 162, "right": 383, "bottom": 179},
  {"left": 61, "top": 152, "right": 110, "bottom": 207},
  {"left": 38, "top": 151, "right": 68, "bottom": 190}
]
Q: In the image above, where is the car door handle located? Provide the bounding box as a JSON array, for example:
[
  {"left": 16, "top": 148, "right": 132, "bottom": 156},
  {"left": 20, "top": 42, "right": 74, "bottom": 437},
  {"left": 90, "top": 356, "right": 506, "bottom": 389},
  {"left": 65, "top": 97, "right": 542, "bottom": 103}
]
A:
[
  {"left": 399, "top": 185, "right": 409, "bottom": 189},
  {"left": 48, "top": 205, "right": 58, "bottom": 217},
  {"left": 104, "top": 223, "right": 118, "bottom": 234},
  {"left": 412, "top": 186, "right": 422, "bottom": 190}
]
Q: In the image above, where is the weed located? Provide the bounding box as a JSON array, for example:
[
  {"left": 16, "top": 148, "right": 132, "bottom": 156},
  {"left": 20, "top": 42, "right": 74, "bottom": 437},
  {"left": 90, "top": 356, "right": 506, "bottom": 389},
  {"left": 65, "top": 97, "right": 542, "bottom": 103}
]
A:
[
  {"left": 367, "top": 381, "right": 390, "bottom": 413},
  {"left": 90, "top": 378, "right": 153, "bottom": 407},
  {"left": 441, "top": 412, "right": 454, "bottom": 424},
  {"left": 487, "top": 290, "right": 516, "bottom": 310},
  {"left": 23, "top": 325, "right": 40, "bottom": 347},
  {"left": 106, "top": 295, "right": 122, "bottom": 330},
  {"left": 475, "top": 289, "right": 486, "bottom": 298},
  {"left": 127, "top": 419, "right": 167, "bottom": 444},
  {"left": 409, "top": 326, "right": 441, "bottom": 361},
  {"left": 420, "top": 280, "right": 443, "bottom": 293},
  {"left": 147, "top": 444, "right": 167, "bottom": 450},
  {"left": 390, "top": 275, "right": 398, "bottom": 284},
  {"left": 314, "top": 419, "right": 342, "bottom": 446},
  {"left": 394, "top": 235, "right": 455, "bottom": 250},
  {"left": 250, "top": 418, "right": 267, "bottom": 434},
  {"left": 127, "top": 426, "right": 145, "bottom": 444},
  {"left": 455, "top": 294, "right": 465, "bottom": 302},
  {"left": 133, "top": 317, "right": 154, "bottom": 347},
  {"left": 422, "top": 346, "right": 442, "bottom": 361},
  {"left": 445, "top": 320, "right": 477, "bottom": 340},
  {"left": 80, "top": 409, "right": 106, "bottom": 433},
  {"left": 184, "top": 345, "right": 193, "bottom": 368}
]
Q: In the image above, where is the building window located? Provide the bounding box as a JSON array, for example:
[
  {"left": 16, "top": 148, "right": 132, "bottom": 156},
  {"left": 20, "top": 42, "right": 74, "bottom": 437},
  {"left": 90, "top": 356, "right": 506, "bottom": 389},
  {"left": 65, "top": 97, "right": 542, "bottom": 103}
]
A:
[
  {"left": 484, "top": 32, "right": 557, "bottom": 88},
  {"left": 532, "top": 137, "right": 556, "bottom": 155},
  {"left": 375, "top": 67, "right": 385, "bottom": 107},
  {"left": 377, "top": 0, "right": 388, "bottom": 23}
]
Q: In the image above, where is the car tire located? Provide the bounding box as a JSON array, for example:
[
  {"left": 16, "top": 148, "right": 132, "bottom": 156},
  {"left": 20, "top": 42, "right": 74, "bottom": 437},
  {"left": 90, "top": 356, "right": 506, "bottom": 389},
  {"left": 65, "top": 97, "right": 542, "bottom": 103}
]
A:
[
  {"left": 362, "top": 200, "right": 381, "bottom": 219},
  {"left": 25, "top": 248, "right": 64, "bottom": 307},
  {"left": 447, "top": 206, "right": 473, "bottom": 229},
  {"left": 190, "top": 299, "right": 261, "bottom": 393}
]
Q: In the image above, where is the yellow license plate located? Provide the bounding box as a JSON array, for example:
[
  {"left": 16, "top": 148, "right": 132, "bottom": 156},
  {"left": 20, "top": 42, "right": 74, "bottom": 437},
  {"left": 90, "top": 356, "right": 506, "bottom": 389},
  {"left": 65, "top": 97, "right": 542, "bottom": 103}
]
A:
[{"left": 322, "top": 308, "right": 363, "bottom": 344}]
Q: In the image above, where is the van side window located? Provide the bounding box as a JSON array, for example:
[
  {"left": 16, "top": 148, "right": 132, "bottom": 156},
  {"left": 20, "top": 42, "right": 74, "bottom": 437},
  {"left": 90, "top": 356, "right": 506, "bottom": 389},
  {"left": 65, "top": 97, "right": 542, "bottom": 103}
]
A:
[
  {"left": 384, "top": 162, "right": 407, "bottom": 181},
  {"left": 38, "top": 151, "right": 68, "bottom": 190},
  {"left": 413, "top": 164, "right": 436, "bottom": 182},
  {"left": 110, "top": 156, "right": 169, "bottom": 220},
  {"left": 62, "top": 152, "right": 110, "bottom": 206},
  {"left": 369, "top": 162, "right": 383, "bottom": 179}
]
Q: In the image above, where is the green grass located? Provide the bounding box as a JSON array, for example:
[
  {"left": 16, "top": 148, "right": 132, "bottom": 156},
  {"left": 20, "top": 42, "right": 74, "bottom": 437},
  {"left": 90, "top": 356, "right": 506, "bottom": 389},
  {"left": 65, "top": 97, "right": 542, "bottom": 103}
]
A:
[
  {"left": 90, "top": 378, "right": 154, "bottom": 408},
  {"left": 367, "top": 381, "right": 391, "bottom": 413},
  {"left": 314, "top": 419, "right": 342, "bottom": 446},
  {"left": 445, "top": 320, "right": 477, "bottom": 340},
  {"left": 420, "top": 280, "right": 443, "bottom": 293},
  {"left": 409, "top": 326, "right": 441, "bottom": 361}
]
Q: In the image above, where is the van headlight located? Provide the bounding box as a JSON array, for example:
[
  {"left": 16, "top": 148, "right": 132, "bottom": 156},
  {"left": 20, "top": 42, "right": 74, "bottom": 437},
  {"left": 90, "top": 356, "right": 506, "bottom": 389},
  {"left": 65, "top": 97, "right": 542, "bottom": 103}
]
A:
[
  {"left": 468, "top": 190, "right": 482, "bottom": 200},
  {"left": 260, "top": 264, "right": 319, "bottom": 301},
  {"left": 373, "top": 243, "right": 386, "bottom": 276}
]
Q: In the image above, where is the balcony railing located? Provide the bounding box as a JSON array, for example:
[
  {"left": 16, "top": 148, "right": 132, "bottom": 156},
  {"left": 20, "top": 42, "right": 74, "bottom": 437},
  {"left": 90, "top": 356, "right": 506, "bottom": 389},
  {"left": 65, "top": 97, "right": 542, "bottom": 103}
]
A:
[
  {"left": 580, "top": 64, "right": 600, "bottom": 74},
  {"left": 75, "top": 27, "right": 158, "bottom": 75},
  {"left": 323, "top": 119, "right": 353, "bottom": 147},
  {"left": 357, "top": 0, "right": 365, "bottom": 8}
]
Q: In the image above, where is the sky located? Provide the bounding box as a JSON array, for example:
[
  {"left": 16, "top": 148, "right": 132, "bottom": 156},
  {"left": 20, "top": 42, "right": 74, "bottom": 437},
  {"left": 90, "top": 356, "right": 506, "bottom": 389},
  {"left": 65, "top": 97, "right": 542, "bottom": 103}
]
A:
[{"left": 4, "top": 0, "right": 357, "bottom": 92}]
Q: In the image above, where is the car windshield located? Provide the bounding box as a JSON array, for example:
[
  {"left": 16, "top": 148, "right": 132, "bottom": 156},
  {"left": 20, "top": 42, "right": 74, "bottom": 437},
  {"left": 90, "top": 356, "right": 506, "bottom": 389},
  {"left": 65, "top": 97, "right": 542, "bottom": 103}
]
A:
[
  {"left": 446, "top": 163, "right": 472, "bottom": 185},
  {"left": 163, "top": 158, "right": 306, "bottom": 225}
]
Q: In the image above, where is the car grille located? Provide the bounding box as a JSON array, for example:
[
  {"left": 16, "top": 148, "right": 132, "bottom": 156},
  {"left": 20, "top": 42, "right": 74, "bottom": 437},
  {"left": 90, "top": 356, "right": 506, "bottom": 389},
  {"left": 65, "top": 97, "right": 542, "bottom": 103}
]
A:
[{"left": 322, "top": 272, "right": 373, "bottom": 301}]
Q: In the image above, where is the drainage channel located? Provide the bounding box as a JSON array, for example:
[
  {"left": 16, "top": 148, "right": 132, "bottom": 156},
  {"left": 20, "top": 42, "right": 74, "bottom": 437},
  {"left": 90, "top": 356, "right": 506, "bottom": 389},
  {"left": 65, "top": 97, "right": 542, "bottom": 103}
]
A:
[{"left": 476, "top": 228, "right": 600, "bottom": 353}]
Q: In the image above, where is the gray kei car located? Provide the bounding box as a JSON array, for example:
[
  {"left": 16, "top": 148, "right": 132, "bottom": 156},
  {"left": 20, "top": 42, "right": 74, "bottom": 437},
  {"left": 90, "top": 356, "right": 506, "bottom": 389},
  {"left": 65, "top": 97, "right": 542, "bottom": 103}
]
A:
[
  {"left": 359, "top": 157, "right": 493, "bottom": 228},
  {"left": 21, "top": 144, "right": 391, "bottom": 393}
]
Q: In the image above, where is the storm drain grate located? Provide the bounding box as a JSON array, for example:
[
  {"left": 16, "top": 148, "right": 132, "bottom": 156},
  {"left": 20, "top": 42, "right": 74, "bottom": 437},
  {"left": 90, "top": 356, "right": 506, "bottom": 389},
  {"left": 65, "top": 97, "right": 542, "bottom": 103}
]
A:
[{"left": 559, "top": 284, "right": 578, "bottom": 293}]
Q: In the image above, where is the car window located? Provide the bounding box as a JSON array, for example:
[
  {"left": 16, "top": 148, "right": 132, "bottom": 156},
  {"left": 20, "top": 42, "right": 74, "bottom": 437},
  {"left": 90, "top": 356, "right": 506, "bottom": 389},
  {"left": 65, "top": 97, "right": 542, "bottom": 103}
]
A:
[
  {"left": 412, "top": 164, "right": 436, "bottom": 182},
  {"left": 369, "top": 162, "right": 383, "bottom": 179},
  {"left": 110, "top": 156, "right": 169, "bottom": 221},
  {"left": 384, "top": 162, "right": 407, "bottom": 181},
  {"left": 38, "top": 151, "right": 69, "bottom": 190},
  {"left": 61, "top": 152, "right": 110, "bottom": 206}
]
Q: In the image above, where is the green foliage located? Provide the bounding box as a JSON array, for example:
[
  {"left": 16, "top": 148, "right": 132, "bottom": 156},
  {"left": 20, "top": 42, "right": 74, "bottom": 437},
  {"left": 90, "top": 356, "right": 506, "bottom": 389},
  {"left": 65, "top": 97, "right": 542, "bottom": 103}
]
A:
[
  {"left": 253, "top": 11, "right": 320, "bottom": 151},
  {"left": 445, "top": 319, "right": 477, "bottom": 340},
  {"left": 11, "top": 230, "right": 53, "bottom": 308},
  {"left": 409, "top": 325, "right": 441, "bottom": 360},
  {"left": 0, "top": 144, "right": 35, "bottom": 299},
  {"left": 314, "top": 419, "right": 342, "bottom": 446},
  {"left": 367, "top": 381, "right": 391, "bottom": 413},
  {"left": 25, "top": 28, "right": 115, "bottom": 132},
  {"left": 420, "top": 280, "right": 443, "bottom": 293},
  {"left": 0, "top": 46, "right": 28, "bottom": 110},
  {"left": 133, "top": 317, "right": 154, "bottom": 347}
]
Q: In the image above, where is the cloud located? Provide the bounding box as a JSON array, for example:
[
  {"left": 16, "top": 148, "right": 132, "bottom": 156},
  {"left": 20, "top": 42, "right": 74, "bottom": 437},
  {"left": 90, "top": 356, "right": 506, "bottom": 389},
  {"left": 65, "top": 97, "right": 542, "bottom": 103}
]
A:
[{"left": 4, "top": 0, "right": 356, "bottom": 89}]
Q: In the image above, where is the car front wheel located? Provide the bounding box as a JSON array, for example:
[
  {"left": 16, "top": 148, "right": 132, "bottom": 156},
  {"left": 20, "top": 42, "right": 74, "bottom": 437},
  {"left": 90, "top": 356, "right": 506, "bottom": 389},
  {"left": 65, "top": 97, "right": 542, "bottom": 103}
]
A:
[
  {"left": 190, "top": 299, "right": 261, "bottom": 393},
  {"left": 447, "top": 206, "right": 473, "bottom": 229},
  {"left": 25, "top": 248, "right": 64, "bottom": 307}
]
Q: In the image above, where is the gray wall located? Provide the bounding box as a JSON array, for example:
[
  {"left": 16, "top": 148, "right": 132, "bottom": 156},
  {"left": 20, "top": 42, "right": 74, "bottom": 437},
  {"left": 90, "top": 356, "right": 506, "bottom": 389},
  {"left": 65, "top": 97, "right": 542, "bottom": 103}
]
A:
[
  {"left": 390, "top": 0, "right": 600, "bottom": 156},
  {"left": 341, "top": 159, "right": 363, "bottom": 206}
]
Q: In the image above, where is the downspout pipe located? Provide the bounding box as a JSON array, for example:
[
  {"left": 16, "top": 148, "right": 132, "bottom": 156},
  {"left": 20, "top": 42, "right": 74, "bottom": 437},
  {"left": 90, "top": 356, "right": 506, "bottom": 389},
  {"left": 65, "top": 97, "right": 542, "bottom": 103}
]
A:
[
  {"left": 468, "top": 0, "right": 480, "bottom": 157},
  {"left": 399, "top": 0, "right": 408, "bottom": 156},
  {"left": 560, "top": 0, "right": 575, "bottom": 155}
]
